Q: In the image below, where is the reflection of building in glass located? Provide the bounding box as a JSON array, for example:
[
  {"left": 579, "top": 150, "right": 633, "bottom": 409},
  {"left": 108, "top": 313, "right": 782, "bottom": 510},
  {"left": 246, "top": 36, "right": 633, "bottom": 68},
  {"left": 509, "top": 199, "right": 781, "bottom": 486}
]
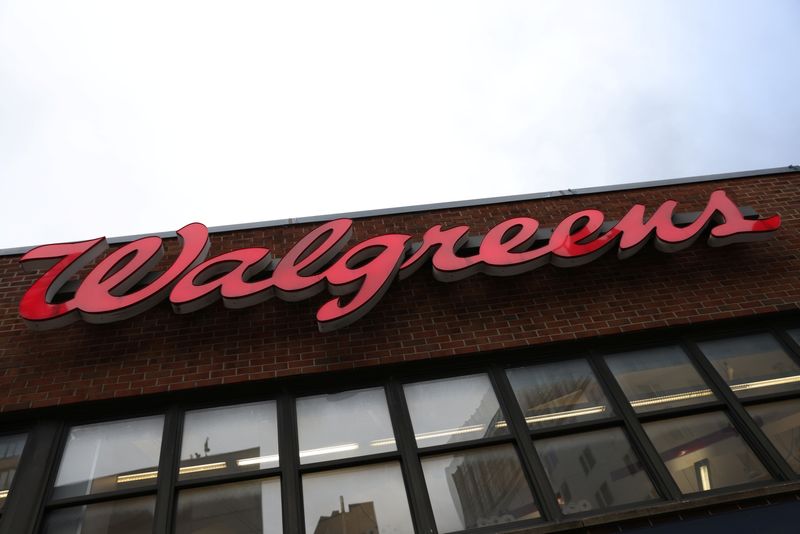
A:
[
  {"left": 56, "top": 446, "right": 262, "bottom": 496},
  {"left": 441, "top": 393, "right": 535, "bottom": 527},
  {"left": 445, "top": 450, "right": 536, "bottom": 527},
  {"left": 0, "top": 435, "right": 26, "bottom": 508},
  {"left": 313, "top": 496, "right": 379, "bottom": 534}
]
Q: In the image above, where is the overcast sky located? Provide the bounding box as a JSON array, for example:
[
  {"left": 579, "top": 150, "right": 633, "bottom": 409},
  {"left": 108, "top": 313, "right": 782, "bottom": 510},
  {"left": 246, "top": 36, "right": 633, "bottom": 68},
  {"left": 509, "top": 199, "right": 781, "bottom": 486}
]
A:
[{"left": 1, "top": 0, "right": 798, "bottom": 250}]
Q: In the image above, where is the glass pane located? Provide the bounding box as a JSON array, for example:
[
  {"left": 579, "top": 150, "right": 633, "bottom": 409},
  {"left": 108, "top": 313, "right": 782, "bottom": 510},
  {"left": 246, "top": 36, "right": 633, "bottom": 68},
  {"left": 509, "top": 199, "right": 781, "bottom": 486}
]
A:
[
  {"left": 605, "top": 346, "right": 716, "bottom": 413},
  {"left": 176, "top": 477, "right": 281, "bottom": 534},
  {"left": 644, "top": 411, "right": 771, "bottom": 494},
  {"left": 404, "top": 374, "right": 507, "bottom": 447},
  {"left": 297, "top": 387, "right": 396, "bottom": 464},
  {"left": 41, "top": 496, "right": 155, "bottom": 534},
  {"left": 747, "top": 399, "right": 800, "bottom": 474},
  {"left": 506, "top": 360, "right": 613, "bottom": 429},
  {"left": 422, "top": 444, "right": 540, "bottom": 532},
  {"left": 0, "top": 433, "right": 26, "bottom": 512},
  {"left": 535, "top": 428, "right": 659, "bottom": 514},
  {"left": 180, "top": 401, "right": 279, "bottom": 480},
  {"left": 698, "top": 334, "right": 800, "bottom": 398},
  {"left": 303, "top": 462, "right": 413, "bottom": 534},
  {"left": 53, "top": 416, "right": 164, "bottom": 499}
]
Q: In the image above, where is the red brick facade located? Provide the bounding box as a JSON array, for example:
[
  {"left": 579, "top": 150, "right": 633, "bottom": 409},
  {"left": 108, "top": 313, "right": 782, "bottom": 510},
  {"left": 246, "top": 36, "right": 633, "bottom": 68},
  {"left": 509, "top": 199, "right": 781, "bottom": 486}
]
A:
[{"left": 1, "top": 171, "right": 798, "bottom": 412}]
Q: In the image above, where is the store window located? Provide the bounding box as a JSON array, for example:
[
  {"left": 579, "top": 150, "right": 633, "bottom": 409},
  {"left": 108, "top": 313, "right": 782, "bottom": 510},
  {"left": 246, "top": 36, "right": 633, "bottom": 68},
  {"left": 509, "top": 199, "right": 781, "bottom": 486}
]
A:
[
  {"left": 405, "top": 374, "right": 539, "bottom": 532},
  {"left": 404, "top": 374, "right": 508, "bottom": 446},
  {"left": 302, "top": 463, "right": 412, "bottom": 534},
  {"left": 0, "top": 433, "right": 26, "bottom": 514},
  {"left": 698, "top": 333, "right": 800, "bottom": 399},
  {"left": 6, "top": 322, "right": 800, "bottom": 534},
  {"left": 535, "top": 428, "right": 658, "bottom": 514},
  {"left": 296, "top": 387, "right": 396, "bottom": 463},
  {"left": 296, "top": 387, "right": 413, "bottom": 534},
  {"left": 605, "top": 345, "right": 716, "bottom": 413},
  {"left": 43, "top": 416, "right": 164, "bottom": 534},
  {"left": 746, "top": 399, "right": 800, "bottom": 474},
  {"left": 179, "top": 401, "right": 279, "bottom": 479},
  {"left": 643, "top": 412, "right": 771, "bottom": 494},
  {"left": 175, "top": 401, "right": 282, "bottom": 534},
  {"left": 506, "top": 359, "right": 613, "bottom": 428},
  {"left": 176, "top": 478, "right": 282, "bottom": 534}
]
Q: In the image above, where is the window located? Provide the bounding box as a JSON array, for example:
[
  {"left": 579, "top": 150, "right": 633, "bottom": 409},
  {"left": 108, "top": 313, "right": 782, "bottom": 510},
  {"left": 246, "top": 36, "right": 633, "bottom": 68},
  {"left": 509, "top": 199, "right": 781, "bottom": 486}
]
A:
[
  {"left": 0, "top": 433, "right": 26, "bottom": 516},
  {"left": 174, "top": 401, "right": 282, "bottom": 534},
  {"left": 4, "top": 321, "right": 800, "bottom": 533},
  {"left": 405, "top": 374, "right": 540, "bottom": 532},
  {"left": 296, "top": 387, "right": 413, "bottom": 534},
  {"left": 44, "top": 416, "right": 164, "bottom": 533}
]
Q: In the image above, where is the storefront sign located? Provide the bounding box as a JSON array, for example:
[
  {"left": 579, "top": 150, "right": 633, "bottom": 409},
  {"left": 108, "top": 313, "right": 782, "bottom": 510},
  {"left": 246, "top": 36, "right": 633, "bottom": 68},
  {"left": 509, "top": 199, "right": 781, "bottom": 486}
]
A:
[{"left": 19, "top": 190, "right": 780, "bottom": 332}]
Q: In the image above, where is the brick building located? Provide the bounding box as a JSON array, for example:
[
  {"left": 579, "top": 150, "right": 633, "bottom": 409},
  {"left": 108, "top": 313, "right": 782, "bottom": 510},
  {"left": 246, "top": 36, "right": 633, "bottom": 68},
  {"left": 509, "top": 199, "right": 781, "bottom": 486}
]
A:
[{"left": 0, "top": 166, "right": 799, "bottom": 533}]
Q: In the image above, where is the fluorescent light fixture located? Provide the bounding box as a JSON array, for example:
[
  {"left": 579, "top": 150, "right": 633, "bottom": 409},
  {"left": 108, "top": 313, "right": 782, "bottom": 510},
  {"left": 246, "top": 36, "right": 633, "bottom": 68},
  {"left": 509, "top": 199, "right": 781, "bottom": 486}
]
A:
[
  {"left": 0, "top": 489, "right": 8, "bottom": 499},
  {"left": 696, "top": 461, "right": 711, "bottom": 491},
  {"left": 414, "top": 424, "right": 486, "bottom": 442},
  {"left": 521, "top": 405, "right": 607, "bottom": 425},
  {"left": 116, "top": 470, "right": 159, "bottom": 484},
  {"left": 178, "top": 462, "right": 227, "bottom": 475},
  {"left": 630, "top": 389, "right": 714, "bottom": 408},
  {"left": 730, "top": 374, "right": 800, "bottom": 392},
  {"left": 299, "top": 443, "right": 359, "bottom": 459},
  {"left": 237, "top": 454, "right": 279, "bottom": 467},
  {"left": 369, "top": 437, "right": 396, "bottom": 447}
]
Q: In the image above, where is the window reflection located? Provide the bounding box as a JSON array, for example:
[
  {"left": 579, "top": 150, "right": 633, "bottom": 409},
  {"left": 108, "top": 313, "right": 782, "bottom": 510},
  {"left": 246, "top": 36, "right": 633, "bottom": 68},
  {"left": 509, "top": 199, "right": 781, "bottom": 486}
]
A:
[
  {"left": 644, "top": 411, "right": 771, "bottom": 494},
  {"left": 53, "top": 416, "right": 164, "bottom": 499},
  {"left": 605, "top": 346, "right": 716, "bottom": 413},
  {"left": 176, "top": 477, "right": 281, "bottom": 534},
  {"left": 507, "top": 360, "right": 613, "bottom": 429},
  {"left": 303, "top": 462, "right": 413, "bottom": 534},
  {"left": 297, "top": 387, "right": 396, "bottom": 464},
  {"left": 535, "top": 428, "right": 658, "bottom": 514},
  {"left": 404, "top": 374, "right": 508, "bottom": 447},
  {"left": 747, "top": 399, "right": 800, "bottom": 474},
  {"left": 698, "top": 334, "right": 800, "bottom": 398},
  {"left": 180, "top": 401, "right": 279, "bottom": 480},
  {"left": 0, "top": 433, "right": 26, "bottom": 512},
  {"left": 422, "top": 444, "right": 539, "bottom": 532},
  {"left": 41, "top": 496, "right": 155, "bottom": 534}
]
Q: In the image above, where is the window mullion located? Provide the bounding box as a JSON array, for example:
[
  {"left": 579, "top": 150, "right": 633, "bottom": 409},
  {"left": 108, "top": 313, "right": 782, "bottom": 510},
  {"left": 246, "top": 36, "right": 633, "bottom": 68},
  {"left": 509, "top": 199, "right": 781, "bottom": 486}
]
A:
[
  {"left": 588, "top": 355, "right": 683, "bottom": 501},
  {"left": 682, "top": 339, "right": 796, "bottom": 482},
  {"left": 385, "top": 379, "right": 437, "bottom": 534},
  {"left": 773, "top": 328, "right": 800, "bottom": 365},
  {"left": 153, "top": 406, "right": 183, "bottom": 534},
  {"left": 278, "top": 391, "right": 303, "bottom": 534},
  {"left": 488, "top": 365, "right": 562, "bottom": 523}
]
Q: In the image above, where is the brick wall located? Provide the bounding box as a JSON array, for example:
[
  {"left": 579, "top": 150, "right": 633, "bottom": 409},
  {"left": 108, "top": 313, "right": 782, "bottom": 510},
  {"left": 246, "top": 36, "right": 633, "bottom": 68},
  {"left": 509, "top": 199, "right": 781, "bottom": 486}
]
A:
[{"left": 0, "top": 172, "right": 797, "bottom": 412}]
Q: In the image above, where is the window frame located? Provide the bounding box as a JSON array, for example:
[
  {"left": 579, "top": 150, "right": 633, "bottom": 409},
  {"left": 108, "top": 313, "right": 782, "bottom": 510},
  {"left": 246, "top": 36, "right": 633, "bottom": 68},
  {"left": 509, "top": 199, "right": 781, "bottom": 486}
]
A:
[{"left": 0, "top": 313, "right": 799, "bottom": 534}]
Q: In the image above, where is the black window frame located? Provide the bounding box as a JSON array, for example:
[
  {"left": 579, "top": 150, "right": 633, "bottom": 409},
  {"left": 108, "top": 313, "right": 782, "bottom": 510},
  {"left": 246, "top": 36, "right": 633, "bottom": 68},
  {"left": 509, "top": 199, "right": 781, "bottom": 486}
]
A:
[{"left": 0, "top": 312, "right": 799, "bottom": 534}]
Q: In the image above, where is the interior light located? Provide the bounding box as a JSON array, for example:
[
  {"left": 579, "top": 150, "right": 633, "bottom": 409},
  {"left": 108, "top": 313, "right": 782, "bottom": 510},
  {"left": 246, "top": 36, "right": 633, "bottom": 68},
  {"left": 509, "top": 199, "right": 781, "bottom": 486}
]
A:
[
  {"left": 299, "top": 443, "right": 359, "bottom": 458},
  {"left": 413, "top": 424, "right": 486, "bottom": 442},
  {"left": 522, "top": 405, "right": 607, "bottom": 425},
  {"left": 730, "top": 374, "right": 800, "bottom": 392},
  {"left": 630, "top": 389, "right": 714, "bottom": 408},
  {"left": 178, "top": 462, "right": 227, "bottom": 475},
  {"left": 0, "top": 490, "right": 8, "bottom": 499},
  {"left": 237, "top": 454, "right": 279, "bottom": 467},
  {"left": 696, "top": 461, "right": 711, "bottom": 491},
  {"left": 116, "top": 470, "right": 159, "bottom": 484},
  {"left": 369, "top": 437, "right": 396, "bottom": 447}
]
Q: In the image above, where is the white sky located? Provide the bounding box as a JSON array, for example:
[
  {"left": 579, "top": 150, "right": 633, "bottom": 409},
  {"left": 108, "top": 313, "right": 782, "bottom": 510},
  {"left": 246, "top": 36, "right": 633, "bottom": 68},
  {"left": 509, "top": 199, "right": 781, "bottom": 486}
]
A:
[{"left": 1, "top": 0, "right": 798, "bottom": 250}]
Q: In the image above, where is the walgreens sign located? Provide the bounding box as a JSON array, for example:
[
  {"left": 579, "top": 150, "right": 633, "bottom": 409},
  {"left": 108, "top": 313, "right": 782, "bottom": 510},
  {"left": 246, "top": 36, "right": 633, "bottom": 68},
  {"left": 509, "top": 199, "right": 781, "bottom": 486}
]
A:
[{"left": 19, "top": 190, "right": 780, "bottom": 332}]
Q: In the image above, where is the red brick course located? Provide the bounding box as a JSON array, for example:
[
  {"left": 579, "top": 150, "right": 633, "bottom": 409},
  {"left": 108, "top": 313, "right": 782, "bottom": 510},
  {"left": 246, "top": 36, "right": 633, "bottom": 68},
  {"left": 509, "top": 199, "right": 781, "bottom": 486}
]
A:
[{"left": 0, "top": 172, "right": 798, "bottom": 411}]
